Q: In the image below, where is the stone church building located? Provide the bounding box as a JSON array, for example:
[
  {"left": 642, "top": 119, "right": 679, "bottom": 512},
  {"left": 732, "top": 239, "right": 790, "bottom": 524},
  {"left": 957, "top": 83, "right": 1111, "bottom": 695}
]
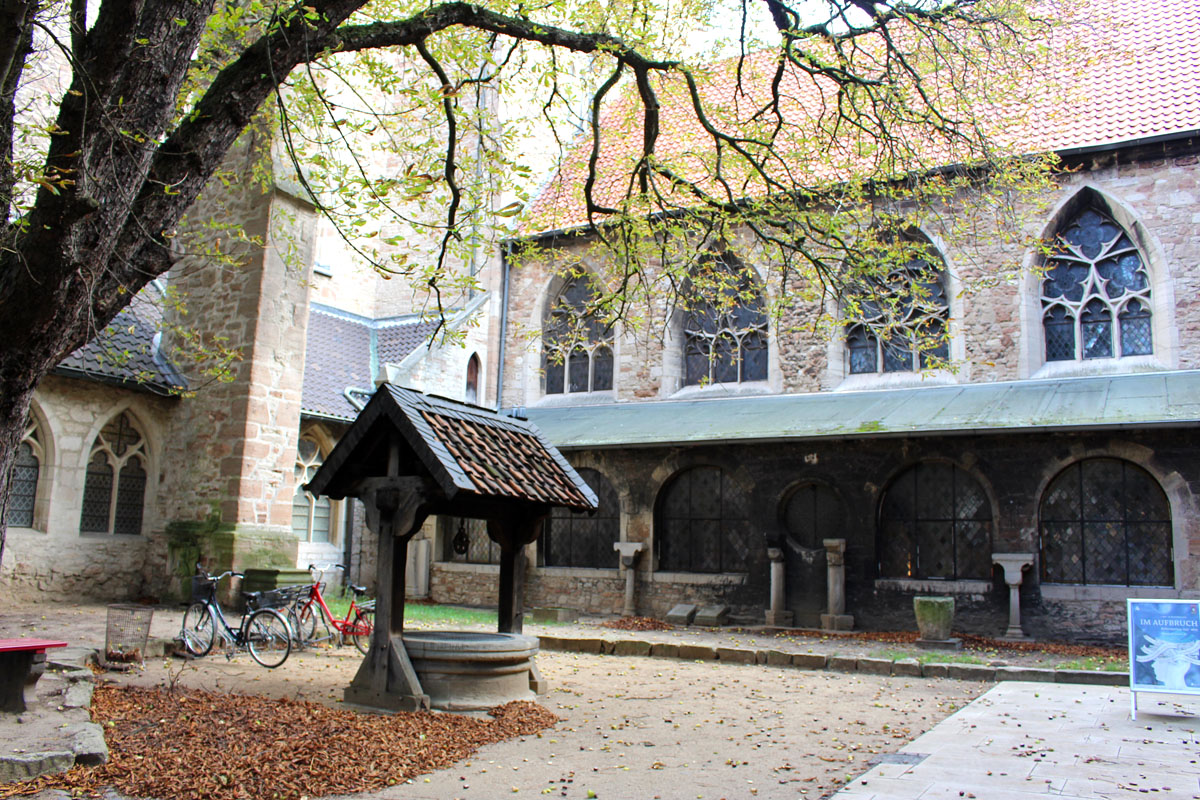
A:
[{"left": 3, "top": 0, "right": 1199, "bottom": 644}]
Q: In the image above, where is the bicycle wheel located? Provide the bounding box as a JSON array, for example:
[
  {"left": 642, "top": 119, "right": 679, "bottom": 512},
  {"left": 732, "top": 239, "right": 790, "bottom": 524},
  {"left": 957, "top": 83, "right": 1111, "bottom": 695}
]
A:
[
  {"left": 180, "top": 603, "right": 215, "bottom": 657},
  {"left": 285, "top": 605, "right": 306, "bottom": 650},
  {"left": 297, "top": 602, "right": 328, "bottom": 645},
  {"left": 245, "top": 609, "right": 292, "bottom": 668},
  {"left": 349, "top": 608, "right": 375, "bottom": 655}
]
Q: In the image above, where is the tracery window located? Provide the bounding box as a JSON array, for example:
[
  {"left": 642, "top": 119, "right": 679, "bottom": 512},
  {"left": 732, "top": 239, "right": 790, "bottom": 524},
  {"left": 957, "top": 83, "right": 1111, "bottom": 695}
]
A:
[
  {"left": 878, "top": 462, "right": 991, "bottom": 581},
  {"left": 657, "top": 466, "right": 752, "bottom": 573},
  {"left": 543, "top": 274, "right": 614, "bottom": 395},
  {"left": 6, "top": 418, "right": 43, "bottom": 528},
  {"left": 292, "top": 436, "right": 333, "bottom": 543},
  {"left": 845, "top": 239, "right": 949, "bottom": 374},
  {"left": 80, "top": 413, "right": 147, "bottom": 535},
  {"left": 1040, "top": 458, "right": 1172, "bottom": 587},
  {"left": 541, "top": 468, "right": 620, "bottom": 569},
  {"left": 1042, "top": 208, "right": 1152, "bottom": 362},
  {"left": 683, "top": 258, "right": 768, "bottom": 386}
]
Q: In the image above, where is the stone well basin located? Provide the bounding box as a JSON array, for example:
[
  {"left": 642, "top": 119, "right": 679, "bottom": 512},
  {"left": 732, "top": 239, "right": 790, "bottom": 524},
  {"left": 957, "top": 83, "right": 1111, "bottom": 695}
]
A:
[{"left": 401, "top": 631, "right": 540, "bottom": 711}]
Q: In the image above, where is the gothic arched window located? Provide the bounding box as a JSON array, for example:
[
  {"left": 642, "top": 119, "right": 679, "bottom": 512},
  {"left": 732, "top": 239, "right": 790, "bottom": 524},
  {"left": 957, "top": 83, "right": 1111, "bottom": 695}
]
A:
[
  {"left": 80, "top": 413, "right": 147, "bottom": 535},
  {"left": 1042, "top": 208, "right": 1152, "bottom": 362},
  {"left": 292, "top": 435, "right": 333, "bottom": 543},
  {"left": 845, "top": 238, "right": 949, "bottom": 374},
  {"left": 465, "top": 353, "right": 480, "bottom": 405},
  {"left": 6, "top": 417, "right": 43, "bottom": 529},
  {"left": 657, "top": 466, "right": 752, "bottom": 573},
  {"left": 878, "top": 462, "right": 992, "bottom": 580},
  {"left": 543, "top": 274, "right": 614, "bottom": 394},
  {"left": 1040, "top": 458, "right": 1172, "bottom": 587},
  {"left": 541, "top": 468, "right": 620, "bottom": 568},
  {"left": 683, "top": 257, "right": 768, "bottom": 386}
]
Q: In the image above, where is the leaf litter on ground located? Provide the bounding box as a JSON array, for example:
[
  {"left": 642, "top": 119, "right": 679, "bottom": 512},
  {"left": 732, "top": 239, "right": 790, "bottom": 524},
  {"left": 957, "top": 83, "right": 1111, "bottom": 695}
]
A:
[{"left": 0, "top": 684, "right": 559, "bottom": 800}]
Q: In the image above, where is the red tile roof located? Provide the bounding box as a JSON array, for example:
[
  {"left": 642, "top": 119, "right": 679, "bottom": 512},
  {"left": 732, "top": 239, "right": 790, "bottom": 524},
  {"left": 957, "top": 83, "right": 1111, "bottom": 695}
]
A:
[{"left": 527, "top": 0, "right": 1200, "bottom": 233}]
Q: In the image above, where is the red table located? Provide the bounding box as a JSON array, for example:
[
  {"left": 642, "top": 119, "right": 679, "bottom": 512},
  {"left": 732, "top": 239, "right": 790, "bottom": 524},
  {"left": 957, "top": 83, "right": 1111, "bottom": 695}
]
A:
[{"left": 0, "top": 638, "right": 68, "bottom": 713}]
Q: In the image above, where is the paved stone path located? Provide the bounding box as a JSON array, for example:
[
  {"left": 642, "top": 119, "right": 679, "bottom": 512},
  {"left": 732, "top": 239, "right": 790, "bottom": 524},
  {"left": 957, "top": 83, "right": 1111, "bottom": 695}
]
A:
[{"left": 836, "top": 682, "right": 1200, "bottom": 800}]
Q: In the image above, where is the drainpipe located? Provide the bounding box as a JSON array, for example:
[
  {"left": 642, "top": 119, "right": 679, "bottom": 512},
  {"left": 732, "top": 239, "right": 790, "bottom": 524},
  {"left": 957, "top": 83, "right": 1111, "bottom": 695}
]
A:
[{"left": 495, "top": 240, "right": 511, "bottom": 411}]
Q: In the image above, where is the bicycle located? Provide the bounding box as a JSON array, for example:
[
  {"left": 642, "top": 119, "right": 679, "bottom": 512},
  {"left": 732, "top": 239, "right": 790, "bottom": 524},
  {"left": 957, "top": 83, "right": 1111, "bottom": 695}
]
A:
[
  {"left": 179, "top": 566, "right": 293, "bottom": 668},
  {"left": 291, "top": 564, "right": 375, "bottom": 654}
]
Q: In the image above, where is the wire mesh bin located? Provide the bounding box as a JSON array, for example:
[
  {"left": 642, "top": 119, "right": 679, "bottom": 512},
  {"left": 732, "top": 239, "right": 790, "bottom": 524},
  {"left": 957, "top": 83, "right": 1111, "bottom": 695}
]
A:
[{"left": 105, "top": 604, "right": 154, "bottom": 667}]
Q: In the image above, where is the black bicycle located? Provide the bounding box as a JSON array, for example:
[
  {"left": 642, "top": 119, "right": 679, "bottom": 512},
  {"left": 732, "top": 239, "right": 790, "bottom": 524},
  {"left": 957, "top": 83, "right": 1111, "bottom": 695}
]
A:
[{"left": 179, "top": 567, "right": 292, "bottom": 668}]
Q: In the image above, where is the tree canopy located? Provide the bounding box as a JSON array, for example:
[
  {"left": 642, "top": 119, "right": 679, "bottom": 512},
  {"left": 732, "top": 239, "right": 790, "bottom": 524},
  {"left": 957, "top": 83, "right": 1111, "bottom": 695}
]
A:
[{"left": 0, "top": 0, "right": 1074, "bottom": 557}]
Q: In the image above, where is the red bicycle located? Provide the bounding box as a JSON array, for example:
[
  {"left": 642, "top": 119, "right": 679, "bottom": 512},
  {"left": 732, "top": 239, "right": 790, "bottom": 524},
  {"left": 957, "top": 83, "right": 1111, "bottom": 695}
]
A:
[{"left": 292, "top": 564, "right": 375, "bottom": 654}]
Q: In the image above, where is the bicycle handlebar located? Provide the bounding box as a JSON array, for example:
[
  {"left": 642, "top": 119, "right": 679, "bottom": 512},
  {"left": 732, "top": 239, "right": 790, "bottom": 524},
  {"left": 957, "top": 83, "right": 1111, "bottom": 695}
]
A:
[
  {"left": 194, "top": 563, "right": 244, "bottom": 583},
  {"left": 307, "top": 563, "right": 347, "bottom": 577}
]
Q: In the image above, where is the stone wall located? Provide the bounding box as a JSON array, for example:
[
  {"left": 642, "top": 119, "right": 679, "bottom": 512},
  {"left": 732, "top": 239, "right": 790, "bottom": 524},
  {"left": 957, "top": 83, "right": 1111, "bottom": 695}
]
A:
[
  {"left": 0, "top": 376, "right": 176, "bottom": 601},
  {"left": 502, "top": 144, "right": 1200, "bottom": 409}
]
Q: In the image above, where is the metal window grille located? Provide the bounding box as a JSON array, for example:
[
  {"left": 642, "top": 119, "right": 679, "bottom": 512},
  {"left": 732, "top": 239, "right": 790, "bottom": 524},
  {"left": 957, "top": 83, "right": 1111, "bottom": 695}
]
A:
[
  {"left": 80, "top": 412, "right": 147, "bottom": 535},
  {"left": 444, "top": 517, "right": 500, "bottom": 565},
  {"left": 657, "top": 466, "right": 751, "bottom": 573},
  {"left": 542, "top": 468, "right": 619, "bottom": 568},
  {"left": 783, "top": 483, "right": 843, "bottom": 551},
  {"left": 1039, "top": 458, "right": 1172, "bottom": 587},
  {"left": 6, "top": 441, "right": 39, "bottom": 528},
  {"left": 878, "top": 462, "right": 992, "bottom": 580},
  {"left": 1041, "top": 207, "right": 1152, "bottom": 362}
]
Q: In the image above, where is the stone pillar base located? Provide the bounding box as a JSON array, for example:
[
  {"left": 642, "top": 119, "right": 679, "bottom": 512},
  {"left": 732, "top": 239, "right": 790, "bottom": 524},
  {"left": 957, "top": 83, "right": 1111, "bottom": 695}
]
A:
[
  {"left": 916, "top": 637, "right": 963, "bottom": 651},
  {"left": 764, "top": 610, "right": 794, "bottom": 627},
  {"left": 999, "top": 630, "right": 1033, "bottom": 643},
  {"left": 820, "top": 613, "right": 854, "bottom": 631}
]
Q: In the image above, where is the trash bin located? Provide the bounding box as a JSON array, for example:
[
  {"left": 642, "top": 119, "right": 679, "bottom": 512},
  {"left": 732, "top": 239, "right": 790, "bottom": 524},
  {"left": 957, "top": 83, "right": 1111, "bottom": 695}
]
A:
[{"left": 105, "top": 604, "right": 154, "bottom": 667}]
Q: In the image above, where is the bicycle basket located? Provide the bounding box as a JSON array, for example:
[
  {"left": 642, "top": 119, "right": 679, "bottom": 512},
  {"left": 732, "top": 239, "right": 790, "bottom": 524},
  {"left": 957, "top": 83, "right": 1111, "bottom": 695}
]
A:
[
  {"left": 248, "top": 588, "right": 286, "bottom": 610},
  {"left": 191, "top": 576, "right": 216, "bottom": 604}
]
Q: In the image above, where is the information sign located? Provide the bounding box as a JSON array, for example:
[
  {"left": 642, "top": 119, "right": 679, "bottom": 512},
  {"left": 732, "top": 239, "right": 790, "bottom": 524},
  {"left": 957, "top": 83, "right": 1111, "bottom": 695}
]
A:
[{"left": 1127, "top": 598, "right": 1200, "bottom": 719}]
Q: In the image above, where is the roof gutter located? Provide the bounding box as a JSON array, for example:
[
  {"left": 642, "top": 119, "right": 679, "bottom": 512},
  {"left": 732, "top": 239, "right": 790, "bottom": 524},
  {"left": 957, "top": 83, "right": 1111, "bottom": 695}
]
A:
[{"left": 495, "top": 240, "right": 512, "bottom": 412}]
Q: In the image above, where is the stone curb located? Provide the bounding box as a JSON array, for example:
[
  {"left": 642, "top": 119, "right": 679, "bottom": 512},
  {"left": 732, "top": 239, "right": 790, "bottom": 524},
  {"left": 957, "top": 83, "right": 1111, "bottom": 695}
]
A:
[{"left": 536, "top": 636, "right": 1128, "bottom": 686}]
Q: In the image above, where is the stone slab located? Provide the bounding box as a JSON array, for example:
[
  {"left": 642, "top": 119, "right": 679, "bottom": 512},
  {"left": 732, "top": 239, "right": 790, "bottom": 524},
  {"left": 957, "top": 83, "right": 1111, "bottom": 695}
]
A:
[
  {"left": 716, "top": 647, "right": 757, "bottom": 664},
  {"left": 915, "top": 637, "right": 963, "bottom": 651},
  {"left": 922, "top": 663, "right": 950, "bottom": 679},
  {"left": 665, "top": 604, "right": 697, "bottom": 625},
  {"left": 677, "top": 644, "right": 717, "bottom": 661},
  {"left": 857, "top": 657, "right": 894, "bottom": 675},
  {"left": 649, "top": 642, "right": 680, "bottom": 658},
  {"left": 0, "top": 751, "right": 74, "bottom": 783},
  {"left": 793, "top": 652, "right": 828, "bottom": 669},
  {"left": 69, "top": 723, "right": 108, "bottom": 766},
  {"left": 828, "top": 655, "right": 858, "bottom": 673},
  {"left": 893, "top": 658, "right": 922, "bottom": 677},
  {"left": 612, "top": 640, "right": 651, "bottom": 657},
  {"left": 693, "top": 605, "right": 730, "bottom": 627},
  {"left": 946, "top": 664, "right": 996, "bottom": 682},
  {"left": 994, "top": 666, "right": 1056, "bottom": 683}
]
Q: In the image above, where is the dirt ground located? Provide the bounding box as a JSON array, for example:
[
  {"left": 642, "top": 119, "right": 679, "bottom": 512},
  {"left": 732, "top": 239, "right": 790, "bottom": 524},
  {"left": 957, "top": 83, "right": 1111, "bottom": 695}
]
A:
[{"left": 1, "top": 603, "right": 993, "bottom": 800}]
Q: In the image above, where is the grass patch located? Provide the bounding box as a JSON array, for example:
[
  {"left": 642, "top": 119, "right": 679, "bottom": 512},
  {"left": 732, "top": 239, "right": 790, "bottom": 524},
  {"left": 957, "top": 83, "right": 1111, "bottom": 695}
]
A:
[
  {"left": 1056, "top": 655, "right": 1129, "bottom": 672},
  {"left": 405, "top": 604, "right": 498, "bottom": 627},
  {"left": 916, "top": 652, "right": 988, "bottom": 666}
]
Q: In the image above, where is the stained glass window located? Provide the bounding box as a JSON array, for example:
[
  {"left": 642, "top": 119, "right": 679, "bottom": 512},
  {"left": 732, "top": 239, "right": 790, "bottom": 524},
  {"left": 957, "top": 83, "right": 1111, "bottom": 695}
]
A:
[
  {"left": 1042, "top": 208, "right": 1152, "bottom": 361},
  {"left": 1040, "top": 458, "right": 1172, "bottom": 587},
  {"left": 542, "top": 468, "right": 620, "bottom": 568},
  {"left": 79, "top": 412, "right": 146, "bottom": 535},
  {"left": 544, "top": 274, "right": 614, "bottom": 395},
  {"left": 845, "top": 238, "right": 950, "bottom": 375},
  {"left": 657, "top": 466, "right": 751, "bottom": 573},
  {"left": 878, "top": 462, "right": 992, "bottom": 580},
  {"left": 292, "top": 435, "right": 333, "bottom": 543},
  {"left": 683, "top": 258, "right": 768, "bottom": 386}
]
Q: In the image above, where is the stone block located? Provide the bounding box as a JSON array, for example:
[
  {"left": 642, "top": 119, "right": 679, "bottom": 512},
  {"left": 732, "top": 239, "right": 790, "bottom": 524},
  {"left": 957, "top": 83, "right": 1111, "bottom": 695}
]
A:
[
  {"left": 828, "top": 655, "right": 858, "bottom": 673},
  {"left": 792, "top": 652, "right": 827, "bottom": 670},
  {"left": 537, "top": 636, "right": 568, "bottom": 652},
  {"left": 893, "top": 658, "right": 922, "bottom": 677},
  {"left": 765, "top": 649, "right": 793, "bottom": 667},
  {"left": 649, "top": 642, "right": 680, "bottom": 659},
  {"left": 764, "top": 609, "right": 794, "bottom": 627},
  {"left": 716, "top": 647, "right": 757, "bottom": 664},
  {"left": 994, "top": 666, "right": 1055, "bottom": 683},
  {"left": 820, "top": 613, "right": 855, "bottom": 631},
  {"left": 666, "top": 604, "right": 697, "bottom": 625},
  {"left": 857, "top": 657, "right": 894, "bottom": 675},
  {"left": 530, "top": 607, "right": 579, "bottom": 623},
  {"left": 922, "top": 663, "right": 951, "bottom": 679},
  {"left": 946, "top": 664, "right": 995, "bottom": 682},
  {"left": 69, "top": 723, "right": 109, "bottom": 766},
  {"left": 0, "top": 752, "right": 74, "bottom": 783},
  {"left": 916, "top": 637, "right": 963, "bottom": 651},
  {"left": 694, "top": 605, "right": 730, "bottom": 627},
  {"left": 613, "top": 640, "right": 652, "bottom": 657},
  {"left": 568, "top": 638, "right": 605, "bottom": 654},
  {"left": 1055, "top": 669, "right": 1128, "bottom": 686},
  {"left": 678, "top": 644, "right": 717, "bottom": 661}
]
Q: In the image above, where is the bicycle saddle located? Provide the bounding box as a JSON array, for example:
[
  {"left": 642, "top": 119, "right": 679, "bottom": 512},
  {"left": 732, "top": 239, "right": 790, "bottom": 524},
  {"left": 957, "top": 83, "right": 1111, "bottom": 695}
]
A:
[{"left": 349, "top": 584, "right": 368, "bottom": 596}]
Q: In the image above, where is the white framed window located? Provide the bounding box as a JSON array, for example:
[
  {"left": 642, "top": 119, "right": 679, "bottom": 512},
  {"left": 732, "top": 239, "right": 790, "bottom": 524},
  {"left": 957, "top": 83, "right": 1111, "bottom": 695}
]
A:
[{"left": 292, "top": 435, "right": 335, "bottom": 543}]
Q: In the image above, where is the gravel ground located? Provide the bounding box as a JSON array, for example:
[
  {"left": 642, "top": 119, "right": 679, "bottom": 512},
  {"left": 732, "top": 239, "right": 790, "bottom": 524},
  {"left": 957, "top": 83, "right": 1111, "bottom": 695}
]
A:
[{"left": 0, "top": 602, "right": 1001, "bottom": 800}]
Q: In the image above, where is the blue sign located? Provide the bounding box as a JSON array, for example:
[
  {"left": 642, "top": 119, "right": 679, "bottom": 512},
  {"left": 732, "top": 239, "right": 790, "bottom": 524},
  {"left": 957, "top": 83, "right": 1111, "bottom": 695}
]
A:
[{"left": 1127, "top": 599, "right": 1200, "bottom": 694}]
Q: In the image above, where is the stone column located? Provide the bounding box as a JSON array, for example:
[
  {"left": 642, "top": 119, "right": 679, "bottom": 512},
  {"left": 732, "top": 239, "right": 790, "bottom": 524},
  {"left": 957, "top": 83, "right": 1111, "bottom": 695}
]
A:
[
  {"left": 992, "top": 553, "right": 1035, "bottom": 641},
  {"left": 820, "top": 539, "right": 854, "bottom": 631},
  {"left": 613, "top": 542, "right": 645, "bottom": 617},
  {"left": 764, "top": 547, "right": 793, "bottom": 627}
]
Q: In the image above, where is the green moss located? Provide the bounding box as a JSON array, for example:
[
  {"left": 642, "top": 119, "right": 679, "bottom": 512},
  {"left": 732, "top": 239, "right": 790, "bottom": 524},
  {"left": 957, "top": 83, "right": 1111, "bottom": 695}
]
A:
[{"left": 856, "top": 419, "right": 884, "bottom": 432}]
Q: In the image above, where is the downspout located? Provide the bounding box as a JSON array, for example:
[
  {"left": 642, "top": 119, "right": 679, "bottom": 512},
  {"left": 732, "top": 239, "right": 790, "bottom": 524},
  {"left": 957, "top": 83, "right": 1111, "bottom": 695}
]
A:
[{"left": 495, "top": 240, "right": 511, "bottom": 411}]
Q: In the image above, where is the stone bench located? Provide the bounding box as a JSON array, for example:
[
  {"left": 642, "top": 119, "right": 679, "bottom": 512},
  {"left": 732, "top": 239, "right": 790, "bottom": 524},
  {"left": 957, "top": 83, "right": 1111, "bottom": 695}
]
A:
[{"left": 0, "top": 638, "right": 68, "bottom": 713}]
